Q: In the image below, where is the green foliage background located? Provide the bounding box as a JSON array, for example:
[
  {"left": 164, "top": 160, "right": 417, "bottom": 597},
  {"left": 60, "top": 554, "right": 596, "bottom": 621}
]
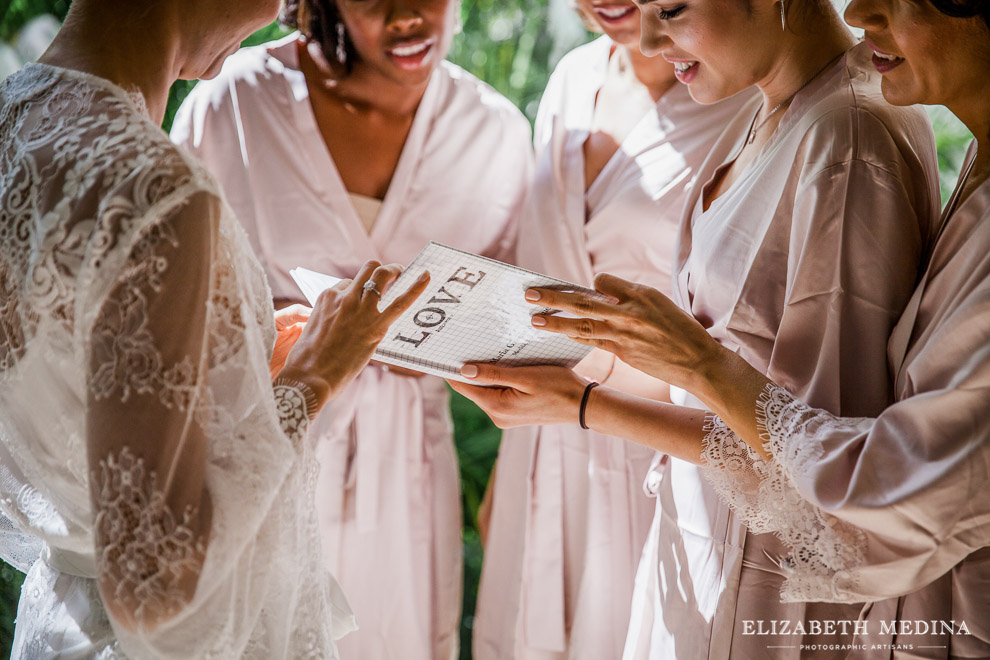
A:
[{"left": 0, "top": 0, "right": 975, "bottom": 658}]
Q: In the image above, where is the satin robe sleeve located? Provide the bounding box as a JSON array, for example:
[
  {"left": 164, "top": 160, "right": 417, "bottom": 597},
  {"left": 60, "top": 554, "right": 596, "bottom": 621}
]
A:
[
  {"left": 762, "top": 110, "right": 931, "bottom": 417},
  {"left": 699, "top": 110, "right": 953, "bottom": 605},
  {"left": 702, "top": 298, "right": 990, "bottom": 606}
]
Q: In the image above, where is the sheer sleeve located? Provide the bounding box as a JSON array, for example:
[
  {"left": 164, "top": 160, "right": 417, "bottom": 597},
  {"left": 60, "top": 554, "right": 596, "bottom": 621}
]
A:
[
  {"left": 0, "top": 466, "right": 45, "bottom": 574},
  {"left": 83, "top": 189, "right": 330, "bottom": 655}
]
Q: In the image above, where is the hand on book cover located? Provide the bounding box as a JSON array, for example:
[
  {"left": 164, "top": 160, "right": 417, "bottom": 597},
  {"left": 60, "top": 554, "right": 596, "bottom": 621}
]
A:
[
  {"left": 524, "top": 272, "right": 723, "bottom": 395},
  {"left": 447, "top": 363, "right": 588, "bottom": 429},
  {"left": 278, "top": 261, "right": 431, "bottom": 410},
  {"left": 291, "top": 243, "right": 604, "bottom": 382}
]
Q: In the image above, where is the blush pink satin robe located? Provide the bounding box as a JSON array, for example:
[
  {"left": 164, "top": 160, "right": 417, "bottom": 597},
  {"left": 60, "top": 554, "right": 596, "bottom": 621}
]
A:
[
  {"left": 702, "top": 142, "right": 990, "bottom": 658},
  {"left": 472, "top": 36, "right": 751, "bottom": 660},
  {"left": 623, "top": 42, "right": 942, "bottom": 660},
  {"left": 171, "top": 34, "right": 533, "bottom": 660}
]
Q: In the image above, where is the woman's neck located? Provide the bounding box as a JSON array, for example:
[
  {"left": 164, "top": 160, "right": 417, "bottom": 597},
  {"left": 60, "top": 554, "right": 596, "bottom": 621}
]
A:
[
  {"left": 946, "top": 83, "right": 990, "bottom": 201},
  {"left": 755, "top": 11, "right": 856, "bottom": 113},
  {"left": 301, "top": 39, "right": 429, "bottom": 119},
  {"left": 38, "top": 3, "right": 180, "bottom": 124}
]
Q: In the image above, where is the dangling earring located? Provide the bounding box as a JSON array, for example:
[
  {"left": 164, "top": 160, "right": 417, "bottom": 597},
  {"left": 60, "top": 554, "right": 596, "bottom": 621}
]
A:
[
  {"left": 780, "top": 0, "right": 787, "bottom": 31},
  {"left": 336, "top": 21, "right": 347, "bottom": 65}
]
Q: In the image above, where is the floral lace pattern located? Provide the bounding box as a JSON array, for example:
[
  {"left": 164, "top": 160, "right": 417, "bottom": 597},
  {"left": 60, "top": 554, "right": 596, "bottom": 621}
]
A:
[
  {"left": 0, "top": 64, "right": 348, "bottom": 657},
  {"left": 94, "top": 448, "right": 204, "bottom": 624},
  {"left": 700, "top": 383, "right": 870, "bottom": 602}
]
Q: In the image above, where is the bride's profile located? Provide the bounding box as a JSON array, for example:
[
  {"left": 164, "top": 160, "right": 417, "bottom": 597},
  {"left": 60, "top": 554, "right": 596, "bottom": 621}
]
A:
[{"left": 0, "top": 0, "right": 428, "bottom": 657}]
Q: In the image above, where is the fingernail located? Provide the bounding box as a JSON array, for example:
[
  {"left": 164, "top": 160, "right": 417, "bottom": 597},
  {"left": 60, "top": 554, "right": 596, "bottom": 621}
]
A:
[
  {"left": 418, "top": 271, "right": 430, "bottom": 281},
  {"left": 525, "top": 289, "right": 541, "bottom": 302},
  {"left": 461, "top": 364, "right": 479, "bottom": 378},
  {"left": 531, "top": 315, "right": 547, "bottom": 327}
]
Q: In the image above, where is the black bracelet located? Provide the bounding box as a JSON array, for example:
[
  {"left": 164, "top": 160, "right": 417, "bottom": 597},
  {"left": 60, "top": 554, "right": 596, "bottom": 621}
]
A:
[{"left": 579, "top": 381, "right": 600, "bottom": 430}]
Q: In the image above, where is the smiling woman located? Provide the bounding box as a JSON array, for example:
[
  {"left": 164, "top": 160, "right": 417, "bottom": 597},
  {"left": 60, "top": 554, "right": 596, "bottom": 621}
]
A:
[{"left": 469, "top": 1, "right": 751, "bottom": 658}]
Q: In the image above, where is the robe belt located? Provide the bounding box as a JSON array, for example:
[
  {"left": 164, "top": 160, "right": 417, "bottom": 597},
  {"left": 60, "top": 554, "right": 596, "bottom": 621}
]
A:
[
  {"left": 321, "top": 368, "right": 427, "bottom": 534},
  {"left": 520, "top": 427, "right": 568, "bottom": 652}
]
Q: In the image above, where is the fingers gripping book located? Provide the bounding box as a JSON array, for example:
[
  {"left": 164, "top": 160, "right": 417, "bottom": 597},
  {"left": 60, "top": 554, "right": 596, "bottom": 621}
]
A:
[{"left": 290, "top": 242, "right": 613, "bottom": 384}]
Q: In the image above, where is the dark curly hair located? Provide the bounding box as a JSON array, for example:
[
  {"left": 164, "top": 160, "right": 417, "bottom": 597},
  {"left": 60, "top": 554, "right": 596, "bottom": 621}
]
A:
[
  {"left": 282, "top": 0, "right": 355, "bottom": 75},
  {"left": 928, "top": 0, "right": 990, "bottom": 28}
]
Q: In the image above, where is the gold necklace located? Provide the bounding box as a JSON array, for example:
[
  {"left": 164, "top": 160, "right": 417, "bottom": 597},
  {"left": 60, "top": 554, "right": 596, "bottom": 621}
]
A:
[{"left": 747, "top": 52, "right": 845, "bottom": 145}]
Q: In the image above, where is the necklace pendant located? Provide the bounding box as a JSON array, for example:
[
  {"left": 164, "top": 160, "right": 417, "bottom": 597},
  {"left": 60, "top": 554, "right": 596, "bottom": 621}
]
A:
[{"left": 747, "top": 131, "right": 756, "bottom": 145}]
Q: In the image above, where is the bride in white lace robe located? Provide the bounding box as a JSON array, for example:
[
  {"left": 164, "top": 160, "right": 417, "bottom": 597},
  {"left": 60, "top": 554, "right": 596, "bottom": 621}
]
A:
[{"left": 0, "top": 4, "right": 428, "bottom": 656}]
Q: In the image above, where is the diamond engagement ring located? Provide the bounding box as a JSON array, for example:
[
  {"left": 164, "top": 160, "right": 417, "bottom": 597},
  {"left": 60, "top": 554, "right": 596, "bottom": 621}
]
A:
[{"left": 363, "top": 281, "right": 382, "bottom": 298}]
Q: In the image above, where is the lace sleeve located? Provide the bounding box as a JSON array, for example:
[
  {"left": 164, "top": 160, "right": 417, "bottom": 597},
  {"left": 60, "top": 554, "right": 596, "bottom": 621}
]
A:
[
  {"left": 702, "top": 381, "right": 990, "bottom": 603},
  {"left": 700, "top": 402, "right": 869, "bottom": 603},
  {"left": 85, "top": 190, "right": 323, "bottom": 653}
]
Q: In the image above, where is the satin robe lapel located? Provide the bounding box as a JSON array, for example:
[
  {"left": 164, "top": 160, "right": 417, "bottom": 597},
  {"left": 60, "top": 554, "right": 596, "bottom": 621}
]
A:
[
  {"left": 890, "top": 143, "right": 977, "bottom": 392},
  {"left": 671, "top": 112, "right": 748, "bottom": 310},
  {"left": 585, "top": 89, "right": 665, "bottom": 214},
  {"left": 290, "top": 67, "right": 381, "bottom": 265},
  {"left": 369, "top": 70, "right": 443, "bottom": 251}
]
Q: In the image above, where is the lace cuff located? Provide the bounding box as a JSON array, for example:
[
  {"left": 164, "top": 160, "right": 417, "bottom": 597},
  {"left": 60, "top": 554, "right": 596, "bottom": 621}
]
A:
[
  {"left": 272, "top": 378, "right": 318, "bottom": 445},
  {"left": 700, "top": 384, "right": 869, "bottom": 602}
]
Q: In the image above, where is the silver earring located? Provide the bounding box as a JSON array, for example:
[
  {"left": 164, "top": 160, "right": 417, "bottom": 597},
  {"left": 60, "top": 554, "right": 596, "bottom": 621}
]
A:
[
  {"left": 780, "top": 0, "right": 787, "bottom": 31},
  {"left": 336, "top": 21, "right": 347, "bottom": 64}
]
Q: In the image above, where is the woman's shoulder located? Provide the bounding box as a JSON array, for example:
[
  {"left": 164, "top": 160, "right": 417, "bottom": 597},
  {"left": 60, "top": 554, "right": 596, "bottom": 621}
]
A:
[
  {"left": 793, "top": 42, "right": 935, "bottom": 170},
  {"left": 7, "top": 64, "right": 215, "bottom": 202},
  {"left": 178, "top": 34, "right": 301, "bottom": 119},
  {"left": 551, "top": 36, "right": 611, "bottom": 78},
  {"left": 433, "top": 60, "right": 531, "bottom": 139}
]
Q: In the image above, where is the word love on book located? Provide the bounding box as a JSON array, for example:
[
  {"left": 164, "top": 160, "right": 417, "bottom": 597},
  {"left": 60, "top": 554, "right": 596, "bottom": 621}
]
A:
[
  {"left": 291, "top": 242, "right": 613, "bottom": 384},
  {"left": 391, "top": 265, "right": 485, "bottom": 349}
]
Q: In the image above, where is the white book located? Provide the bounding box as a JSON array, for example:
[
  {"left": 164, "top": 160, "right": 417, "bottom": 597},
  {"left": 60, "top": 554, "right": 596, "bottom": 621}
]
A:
[{"left": 289, "top": 242, "right": 612, "bottom": 384}]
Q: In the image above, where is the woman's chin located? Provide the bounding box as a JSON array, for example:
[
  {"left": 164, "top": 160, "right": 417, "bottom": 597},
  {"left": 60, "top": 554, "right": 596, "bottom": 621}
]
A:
[
  {"left": 879, "top": 78, "right": 923, "bottom": 107},
  {"left": 189, "top": 43, "right": 240, "bottom": 81}
]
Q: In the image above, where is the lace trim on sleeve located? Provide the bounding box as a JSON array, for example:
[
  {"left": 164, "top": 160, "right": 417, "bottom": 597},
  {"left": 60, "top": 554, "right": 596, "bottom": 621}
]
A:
[
  {"left": 700, "top": 384, "right": 870, "bottom": 602},
  {"left": 94, "top": 447, "right": 205, "bottom": 626},
  {"left": 271, "top": 378, "right": 316, "bottom": 445}
]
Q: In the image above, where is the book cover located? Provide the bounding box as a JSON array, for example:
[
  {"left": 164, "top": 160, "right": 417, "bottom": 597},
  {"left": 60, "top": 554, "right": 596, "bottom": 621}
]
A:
[{"left": 290, "top": 242, "right": 612, "bottom": 383}]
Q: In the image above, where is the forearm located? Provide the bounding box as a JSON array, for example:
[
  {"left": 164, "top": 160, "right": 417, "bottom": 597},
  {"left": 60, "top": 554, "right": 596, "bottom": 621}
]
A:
[
  {"left": 605, "top": 357, "right": 671, "bottom": 401},
  {"left": 583, "top": 386, "right": 709, "bottom": 464},
  {"left": 686, "top": 347, "right": 774, "bottom": 459}
]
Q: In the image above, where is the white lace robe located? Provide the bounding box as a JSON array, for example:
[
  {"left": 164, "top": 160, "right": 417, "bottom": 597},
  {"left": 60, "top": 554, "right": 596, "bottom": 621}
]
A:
[
  {"left": 702, "top": 144, "right": 990, "bottom": 655},
  {"left": 0, "top": 63, "right": 354, "bottom": 658}
]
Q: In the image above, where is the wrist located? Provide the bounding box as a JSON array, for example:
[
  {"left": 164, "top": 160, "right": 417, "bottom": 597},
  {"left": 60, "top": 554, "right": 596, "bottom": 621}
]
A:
[
  {"left": 578, "top": 381, "right": 599, "bottom": 429},
  {"left": 273, "top": 367, "right": 332, "bottom": 413},
  {"left": 691, "top": 345, "right": 745, "bottom": 407}
]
